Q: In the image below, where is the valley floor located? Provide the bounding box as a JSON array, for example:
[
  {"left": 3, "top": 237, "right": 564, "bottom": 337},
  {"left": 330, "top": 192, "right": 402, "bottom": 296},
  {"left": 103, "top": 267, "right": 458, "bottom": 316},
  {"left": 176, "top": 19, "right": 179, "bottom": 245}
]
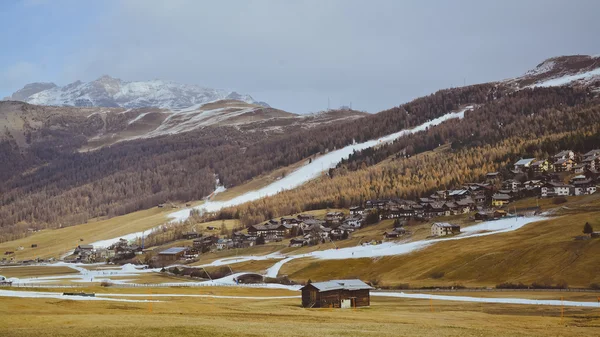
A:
[{"left": 1, "top": 287, "right": 599, "bottom": 337}]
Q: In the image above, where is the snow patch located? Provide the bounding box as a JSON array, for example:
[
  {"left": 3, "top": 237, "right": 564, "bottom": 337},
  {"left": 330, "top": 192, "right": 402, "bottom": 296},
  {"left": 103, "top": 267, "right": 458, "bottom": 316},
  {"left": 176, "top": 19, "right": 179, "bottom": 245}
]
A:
[
  {"left": 373, "top": 292, "right": 600, "bottom": 308},
  {"left": 531, "top": 68, "right": 600, "bottom": 87}
]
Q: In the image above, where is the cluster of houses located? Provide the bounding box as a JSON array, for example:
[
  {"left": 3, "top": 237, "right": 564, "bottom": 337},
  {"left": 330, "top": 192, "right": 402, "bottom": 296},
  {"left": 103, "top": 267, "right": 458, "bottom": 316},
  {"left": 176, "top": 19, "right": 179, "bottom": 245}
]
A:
[
  {"left": 70, "top": 239, "right": 143, "bottom": 263},
  {"left": 246, "top": 212, "right": 362, "bottom": 247},
  {"left": 350, "top": 149, "right": 600, "bottom": 222}
]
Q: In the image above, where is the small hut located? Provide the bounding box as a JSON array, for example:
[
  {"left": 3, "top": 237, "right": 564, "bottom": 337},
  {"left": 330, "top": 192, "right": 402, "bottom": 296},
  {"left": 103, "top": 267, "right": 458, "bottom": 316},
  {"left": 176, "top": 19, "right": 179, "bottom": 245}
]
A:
[{"left": 301, "top": 279, "right": 372, "bottom": 308}]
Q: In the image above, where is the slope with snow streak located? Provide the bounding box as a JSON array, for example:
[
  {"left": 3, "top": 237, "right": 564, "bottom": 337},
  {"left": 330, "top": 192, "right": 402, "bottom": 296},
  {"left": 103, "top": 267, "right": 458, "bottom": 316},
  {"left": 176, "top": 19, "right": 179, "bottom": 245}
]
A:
[
  {"left": 373, "top": 292, "right": 600, "bottom": 308},
  {"left": 265, "top": 216, "right": 546, "bottom": 277},
  {"left": 531, "top": 68, "right": 600, "bottom": 87},
  {"left": 169, "top": 106, "right": 474, "bottom": 222}
]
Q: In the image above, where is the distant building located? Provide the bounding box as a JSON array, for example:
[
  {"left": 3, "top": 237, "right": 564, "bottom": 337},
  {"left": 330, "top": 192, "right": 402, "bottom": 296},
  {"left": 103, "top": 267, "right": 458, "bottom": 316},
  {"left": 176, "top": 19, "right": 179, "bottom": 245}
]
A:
[
  {"left": 492, "top": 193, "right": 512, "bottom": 207},
  {"left": 431, "top": 222, "right": 460, "bottom": 236},
  {"left": 157, "top": 247, "right": 187, "bottom": 263},
  {"left": 301, "top": 279, "right": 372, "bottom": 308},
  {"left": 514, "top": 158, "right": 536, "bottom": 172}
]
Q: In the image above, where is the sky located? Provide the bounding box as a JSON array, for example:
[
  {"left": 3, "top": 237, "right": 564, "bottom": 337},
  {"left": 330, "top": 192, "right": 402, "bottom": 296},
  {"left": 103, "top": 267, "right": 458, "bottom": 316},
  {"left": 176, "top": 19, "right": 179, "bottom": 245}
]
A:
[{"left": 1, "top": 0, "right": 599, "bottom": 114}]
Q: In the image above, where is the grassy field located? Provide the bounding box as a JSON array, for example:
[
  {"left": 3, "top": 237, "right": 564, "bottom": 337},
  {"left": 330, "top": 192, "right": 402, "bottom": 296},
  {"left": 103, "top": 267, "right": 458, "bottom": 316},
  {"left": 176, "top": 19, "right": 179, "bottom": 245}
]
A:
[
  {"left": 0, "top": 265, "right": 78, "bottom": 278},
  {"left": 280, "top": 210, "right": 600, "bottom": 288},
  {"left": 0, "top": 207, "right": 173, "bottom": 260},
  {"left": 0, "top": 289, "right": 599, "bottom": 337}
]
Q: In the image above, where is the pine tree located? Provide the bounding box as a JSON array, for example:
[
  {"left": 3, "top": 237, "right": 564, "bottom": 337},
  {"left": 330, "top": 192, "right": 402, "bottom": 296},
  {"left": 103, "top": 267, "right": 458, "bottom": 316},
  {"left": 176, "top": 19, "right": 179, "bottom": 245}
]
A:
[{"left": 583, "top": 222, "right": 594, "bottom": 235}]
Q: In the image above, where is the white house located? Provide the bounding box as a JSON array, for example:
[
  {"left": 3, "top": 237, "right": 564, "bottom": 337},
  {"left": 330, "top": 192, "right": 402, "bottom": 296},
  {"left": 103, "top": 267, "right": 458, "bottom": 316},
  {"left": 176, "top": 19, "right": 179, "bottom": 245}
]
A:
[
  {"left": 431, "top": 222, "right": 461, "bottom": 236},
  {"left": 514, "top": 158, "right": 536, "bottom": 172},
  {"left": 541, "top": 182, "right": 573, "bottom": 198}
]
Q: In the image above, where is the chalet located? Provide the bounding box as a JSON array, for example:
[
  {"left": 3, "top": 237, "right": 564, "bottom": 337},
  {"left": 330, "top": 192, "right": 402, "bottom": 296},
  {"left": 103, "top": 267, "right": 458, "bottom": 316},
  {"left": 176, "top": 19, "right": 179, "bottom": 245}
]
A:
[
  {"left": 297, "top": 214, "right": 315, "bottom": 221},
  {"left": 215, "top": 239, "right": 233, "bottom": 251},
  {"left": 502, "top": 179, "right": 521, "bottom": 192},
  {"left": 182, "top": 232, "right": 201, "bottom": 239},
  {"left": 583, "top": 149, "right": 600, "bottom": 160},
  {"left": 193, "top": 235, "right": 219, "bottom": 252},
  {"left": 74, "top": 244, "right": 94, "bottom": 254},
  {"left": 573, "top": 163, "right": 587, "bottom": 173},
  {"left": 280, "top": 217, "right": 299, "bottom": 225},
  {"left": 553, "top": 158, "right": 574, "bottom": 172},
  {"left": 431, "top": 222, "right": 460, "bottom": 236},
  {"left": 591, "top": 232, "right": 600, "bottom": 238},
  {"left": 493, "top": 210, "right": 508, "bottom": 218},
  {"left": 514, "top": 158, "right": 535, "bottom": 172},
  {"left": 492, "top": 193, "right": 512, "bottom": 207},
  {"left": 582, "top": 157, "right": 597, "bottom": 170},
  {"left": 301, "top": 279, "right": 372, "bottom": 308},
  {"left": 572, "top": 179, "right": 597, "bottom": 196},
  {"left": 232, "top": 232, "right": 256, "bottom": 248},
  {"left": 424, "top": 202, "right": 446, "bottom": 218},
  {"left": 342, "top": 215, "right": 363, "bottom": 228},
  {"left": 289, "top": 238, "right": 308, "bottom": 247},
  {"left": 485, "top": 172, "right": 501, "bottom": 183},
  {"left": 157, "top": 247, "right": 187, "bottom": 263},
  {"left": 474, "top": 211, "right": 490, "bottom": 221},
  {"left": 541, "top": 182, "right": 572, "bottom": 198},
  {"left": 349, "top": 206, "right": 365, "bottom": 215},
  {"left": 553, "top": 150, "right": 575, "bottom": 161},
  {"left": 383, "top": 227, "right": 406, "bottom": 239},
  {"left": 456, "top": 198, "right": 475, "bottom": 213},
  {"left": 248, "top": 222, "right": 293, "bottom": 240},
  {"left": 444, "top": 202, "right": 458, "bottom": 215},
  {"left": 365, "top": 199, "right": 389, "bottom": 210},
  {"left": 523, "top": 180, "right": 543, "bottom": 188},
  {"left": 325, "top": 212, "right": 344, "bottom": 224},
  {"left": 531, "top": 159, "right": 549, "bottom": 173},
  {"left": 448, "top": 189, "right": 470, "bottom": 200},
  {"left": 472, "top": 192, "right": 487, "bottom": 205}
]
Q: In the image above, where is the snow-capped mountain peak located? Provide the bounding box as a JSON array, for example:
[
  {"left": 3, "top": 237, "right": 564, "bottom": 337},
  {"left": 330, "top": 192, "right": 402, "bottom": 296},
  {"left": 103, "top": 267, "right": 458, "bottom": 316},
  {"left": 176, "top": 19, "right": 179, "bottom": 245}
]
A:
[{"left": 6, "top": 76, "right": 268, "bottom": 110}]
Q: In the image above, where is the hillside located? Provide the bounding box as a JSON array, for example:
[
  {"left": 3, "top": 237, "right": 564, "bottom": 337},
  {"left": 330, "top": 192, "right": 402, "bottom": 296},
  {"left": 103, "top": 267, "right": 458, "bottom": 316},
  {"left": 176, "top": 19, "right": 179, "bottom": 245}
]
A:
[{"left": 1, "top": 54, "right": 599, "bottom": 244}]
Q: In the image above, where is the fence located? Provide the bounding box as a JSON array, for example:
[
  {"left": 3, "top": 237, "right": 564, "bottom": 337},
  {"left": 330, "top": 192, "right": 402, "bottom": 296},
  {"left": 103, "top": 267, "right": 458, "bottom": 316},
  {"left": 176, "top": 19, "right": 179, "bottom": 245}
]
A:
[{"left": 7, "top": 281, "right": 297, "bottom": 289}]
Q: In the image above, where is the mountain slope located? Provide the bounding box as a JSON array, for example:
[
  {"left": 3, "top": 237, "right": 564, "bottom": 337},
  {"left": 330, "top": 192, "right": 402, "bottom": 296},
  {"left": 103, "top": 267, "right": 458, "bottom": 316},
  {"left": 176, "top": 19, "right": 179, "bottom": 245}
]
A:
[{"left": 5, "top": 75, "right": 268, "bottom": 110}]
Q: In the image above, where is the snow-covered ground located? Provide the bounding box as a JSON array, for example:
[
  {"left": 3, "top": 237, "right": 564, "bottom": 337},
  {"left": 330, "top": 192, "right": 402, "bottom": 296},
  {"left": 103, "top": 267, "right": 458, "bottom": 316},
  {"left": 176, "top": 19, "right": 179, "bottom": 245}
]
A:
[
  {"left": 373, "top": 292, "right": 600, "bottom": 308},
  {"left": 0, "top": 289, "right": 158, "bottom": 303},
  {"left": 169, "top": 106, "right": 473, "bottom": 221},
  {"left": 531, "top": 68, "right": 600, "bottom": 87}
]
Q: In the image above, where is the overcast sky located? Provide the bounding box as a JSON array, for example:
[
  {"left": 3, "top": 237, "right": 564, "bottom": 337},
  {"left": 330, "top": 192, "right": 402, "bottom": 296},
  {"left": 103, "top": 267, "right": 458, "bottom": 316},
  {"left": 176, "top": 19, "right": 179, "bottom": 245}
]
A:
[{"left": 1, "top": 0, "right": 599, "bottom": 113}]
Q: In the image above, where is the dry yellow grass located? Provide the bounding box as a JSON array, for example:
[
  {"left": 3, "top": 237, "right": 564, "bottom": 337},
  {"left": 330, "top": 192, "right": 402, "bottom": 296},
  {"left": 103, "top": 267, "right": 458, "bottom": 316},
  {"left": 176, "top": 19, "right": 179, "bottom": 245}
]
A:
[
  {"left": 0, "top": 207, "right": 173, "bottom": 260},
  {"left": 0, "top": 290, "right": 598, "bottom": 337},
  {"left": 0, "top": 265, "right": 78, "bottom": 278},
  {"left": 280, "top": 211, "right": 600, "bottom": 288}
]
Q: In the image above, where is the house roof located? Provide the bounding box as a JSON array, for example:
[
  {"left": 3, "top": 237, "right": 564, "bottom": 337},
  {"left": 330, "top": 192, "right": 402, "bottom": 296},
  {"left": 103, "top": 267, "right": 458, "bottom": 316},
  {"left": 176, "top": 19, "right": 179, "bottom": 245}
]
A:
[
  {"left": 159, "top": 247, "right": 187, "bottom": 255},
  {"left": 486, "top": 172, "right": 499, "bottom": 176},
  {"left": 554, "top": 150, "right": 572, "bottom": 157},
  {"left": 583, "top": 149, "right": 600, "bottom": 157},
  {"left": 515, "top": 158, "right": 535, "bottom": 166},
  {"left": 78, "top": 244, "right": 94, "bottom": 249},
  {"left": 554, "top": 158, "right": 572, "bottom": 165},
  {"left": 306, "top": 279, "right": 373, "bottom": 292},
  {"left": 432, "top": 222, "right": 460, "bottom": 228},
  {"left": 449, "top": 189, "right": 469, "bottom": 196},
  {"left": 492, "top": 193, "right": 511, "bottom": 200}
]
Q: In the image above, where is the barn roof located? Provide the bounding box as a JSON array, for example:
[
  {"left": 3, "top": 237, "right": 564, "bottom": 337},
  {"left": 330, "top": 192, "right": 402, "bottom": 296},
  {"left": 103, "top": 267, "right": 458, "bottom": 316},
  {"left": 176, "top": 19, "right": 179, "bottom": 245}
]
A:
[
  {"left": 306, "top": 279, "right": 373, "bottom": 292},
  {"left": 159, "top": 247, "right": 187, "bottom": 255}
]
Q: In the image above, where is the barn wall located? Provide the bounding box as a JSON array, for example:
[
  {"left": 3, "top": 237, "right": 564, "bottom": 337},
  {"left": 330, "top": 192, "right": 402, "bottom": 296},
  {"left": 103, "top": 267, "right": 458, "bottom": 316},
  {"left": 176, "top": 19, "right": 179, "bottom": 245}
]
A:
[{"left": 318, "top": 290, "right": 342, "bottom": 308}]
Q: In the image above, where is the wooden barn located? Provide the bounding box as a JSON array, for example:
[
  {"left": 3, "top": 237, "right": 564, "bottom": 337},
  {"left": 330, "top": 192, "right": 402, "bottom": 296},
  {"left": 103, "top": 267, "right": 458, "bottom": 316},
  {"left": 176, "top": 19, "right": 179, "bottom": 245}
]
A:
[{"left": 301, "top": 279, "right": 372, "bottom": 308}]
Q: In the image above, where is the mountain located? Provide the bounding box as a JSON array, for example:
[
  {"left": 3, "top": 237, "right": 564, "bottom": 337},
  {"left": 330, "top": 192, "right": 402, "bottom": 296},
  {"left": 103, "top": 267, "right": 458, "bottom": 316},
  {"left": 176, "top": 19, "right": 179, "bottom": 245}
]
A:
[
  {"left": 0, "top": 54, "right": 599, "bottom": 242},
  {"left": 5, "top": 75, "right": 269, "bottom": 110},
  {"left": 508, "top": 54, "right": 600, "bottom": 88}
]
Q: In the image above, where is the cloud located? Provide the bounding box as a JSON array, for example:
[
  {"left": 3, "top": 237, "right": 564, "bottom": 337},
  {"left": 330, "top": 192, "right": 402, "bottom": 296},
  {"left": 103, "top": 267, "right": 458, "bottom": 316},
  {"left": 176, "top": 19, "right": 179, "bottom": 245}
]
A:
[{"left": 49, "top": 0, "right": 600, "bottom": 113}]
